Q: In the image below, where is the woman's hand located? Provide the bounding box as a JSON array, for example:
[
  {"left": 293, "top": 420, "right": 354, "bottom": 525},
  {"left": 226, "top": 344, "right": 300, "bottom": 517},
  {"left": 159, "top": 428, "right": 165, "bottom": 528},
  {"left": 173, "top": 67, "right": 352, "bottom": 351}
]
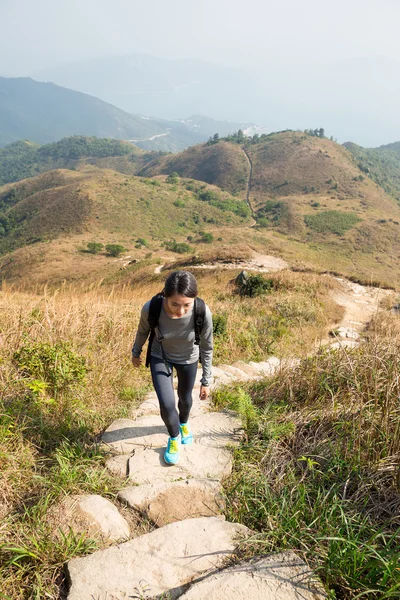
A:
[
  {"left": 131, "top": 356, "right": 142, "bottom": 368},
  {"left": 199, "top": 385, "right": 210, "bottom": 400}
]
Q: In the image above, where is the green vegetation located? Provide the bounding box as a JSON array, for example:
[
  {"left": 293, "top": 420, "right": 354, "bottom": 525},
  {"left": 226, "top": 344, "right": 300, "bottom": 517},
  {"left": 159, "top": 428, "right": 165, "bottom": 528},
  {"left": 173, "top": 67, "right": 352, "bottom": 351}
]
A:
[
  {"left": 214, "top": 328, "right": 400, "bottom": 598},
  {"left": 304, "top": 210, "right": 360, "bottom": 235},
  {"left": 0, "top": 136, "right": 139, "bottom": 186},
  {"left": 199, "top": 232, "right": 214, "bottom": 243},
  {"left": 304, "top": 127, "right": 325, "bottom": 138},
  {"left": 164, "top": 240, "right": 194, "bottom": 254},
  {"left": 105, "top": 244, "right": 126, "bottom": 257},
  {"left": 87, "top": 242, "right": 104, "bottom": 254},
  {"left": 14, "top": 341, "right": 87, "bottom": 396},
  {"left": 195, "top": 187, "right": 250, "bottom": 218},
  {"left": 237, "top": 274, "right": 276, "bottom": 297},
  {"left": 345, "top": 142, "right": 400, "bottom": 203},
  {"left": 212, "top": 313, "right": 228, "bottom": 337},
  {"left": 256, "top": 200, "right": 288, "bottom": 226}
]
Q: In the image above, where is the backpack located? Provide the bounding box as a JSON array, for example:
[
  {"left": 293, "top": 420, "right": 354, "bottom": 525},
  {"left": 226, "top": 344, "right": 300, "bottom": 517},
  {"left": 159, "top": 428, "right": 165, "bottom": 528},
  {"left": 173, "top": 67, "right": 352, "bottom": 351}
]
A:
[{"left": 145, "top": 293, "right": 206, "bottom": 368}]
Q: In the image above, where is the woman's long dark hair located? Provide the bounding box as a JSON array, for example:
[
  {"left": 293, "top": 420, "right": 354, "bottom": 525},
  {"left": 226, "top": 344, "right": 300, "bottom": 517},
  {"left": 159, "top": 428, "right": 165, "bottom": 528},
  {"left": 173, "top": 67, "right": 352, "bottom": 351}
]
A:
[{"left": 164, "top": 271, "right": 198, "bottom": 298}]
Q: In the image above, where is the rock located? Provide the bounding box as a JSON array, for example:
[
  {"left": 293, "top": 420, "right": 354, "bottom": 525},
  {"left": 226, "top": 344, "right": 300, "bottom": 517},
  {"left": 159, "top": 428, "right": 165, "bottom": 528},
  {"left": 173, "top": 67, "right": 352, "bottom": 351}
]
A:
[
  {"left": 329, "top": 340, "right": 359, "bottom": 350},
  {"left": 235, "top": 270, "right": 249, "bottom": 287},
  {"left": 218, "top": 364, "right": 252, "bottom": 380},
  {"left": 336, "top": 326, "right": 360, "bottom": 340},
  {"left": 178, "top": 552, "right": 328, "bottom": 599},
  {"left": 232, "top": 360, "right": 260, "bottom": 376},
  {"left": 103, "top": 412, "right": 242, "bottom": 454},
  {"left": 76, "top": 495, "right": 130, "bottom": 542},
  {"left": 105, "top": 455, "right": 129, "bottom": 478},
  {"left": 118, "top": 479, "right": 225, "bottom": 526},
  {"left": 127, "top": 443, "right": 233, "bottom": 485},
  {"left": 49, "top": 495, "right": 130, "bottom": 543},
  {"left": 67, "top": 517, "right": 250, "bottom": 600}
]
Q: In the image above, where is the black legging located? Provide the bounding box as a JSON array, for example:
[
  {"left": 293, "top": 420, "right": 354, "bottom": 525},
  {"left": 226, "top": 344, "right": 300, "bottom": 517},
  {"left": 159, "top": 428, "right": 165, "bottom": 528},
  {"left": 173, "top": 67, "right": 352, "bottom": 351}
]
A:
[{"left": 150, "top": 355, "right": 198, "bottom": 438}]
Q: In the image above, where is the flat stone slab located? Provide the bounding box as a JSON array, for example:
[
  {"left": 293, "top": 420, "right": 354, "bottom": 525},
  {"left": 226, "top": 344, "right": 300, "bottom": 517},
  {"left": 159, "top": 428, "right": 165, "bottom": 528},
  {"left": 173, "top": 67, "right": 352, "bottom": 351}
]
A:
[
  {"left": 179, "top": 552, "right": 328, "bottom": 600},
  {"left": 127, "top": 443, "right": 233, "bottom": 484},
  {"left": 118, "top": 479, "right": 225, "bottom": 526},
  {"left": 103, "top": 411, "right": 242, "bottom": 454},
  {"left": 67, "top": 517, "right": 250, "bottom": 600}
]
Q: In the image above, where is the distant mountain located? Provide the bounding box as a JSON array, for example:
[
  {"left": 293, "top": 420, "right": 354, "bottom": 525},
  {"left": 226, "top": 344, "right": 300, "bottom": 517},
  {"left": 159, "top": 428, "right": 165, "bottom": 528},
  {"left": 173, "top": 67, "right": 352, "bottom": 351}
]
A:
[
  {"left": 35, "top": 53, "right": 400, "bottom": 147},
  {"left": 34, "top": 54, "right": 257, "bottom": 122},
  {"left": 0, "top": 77, "right": 247, "bottom": 151}
]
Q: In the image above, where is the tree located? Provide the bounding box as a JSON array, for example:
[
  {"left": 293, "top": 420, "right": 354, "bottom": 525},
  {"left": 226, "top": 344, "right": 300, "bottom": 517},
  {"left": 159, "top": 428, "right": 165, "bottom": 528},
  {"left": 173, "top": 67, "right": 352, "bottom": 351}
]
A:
[{"left": 105, "top": 244, "right": 125, "bottom": 257}]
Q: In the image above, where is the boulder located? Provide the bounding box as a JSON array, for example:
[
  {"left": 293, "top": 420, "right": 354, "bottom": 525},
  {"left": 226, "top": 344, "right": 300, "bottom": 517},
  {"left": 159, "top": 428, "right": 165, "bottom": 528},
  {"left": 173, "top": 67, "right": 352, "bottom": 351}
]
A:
[
  {"left": 67, "top": 517, "right": 249, "bottom": 600},
  {"left": 179, "top": 552, "right": 328, "bottom": 599}
]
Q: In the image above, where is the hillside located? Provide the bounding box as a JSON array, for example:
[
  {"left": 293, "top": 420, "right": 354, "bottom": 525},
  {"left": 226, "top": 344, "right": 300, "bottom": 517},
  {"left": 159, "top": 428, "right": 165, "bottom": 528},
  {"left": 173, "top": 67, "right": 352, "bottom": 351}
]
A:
[
  {"left": 0, "top": 167, "right": 251, "bottom": 284},
  {"left": 139, "top": 140, "right": 250, "bottom": 197},
  {"left": 0, "top": 136, "right": 157, "bottom": 186},
  {"left": 344, "top": 140, "right": 400, "bottom": 203},
  {"left": 142, "top": 131, "right": 400, "bottom": 286}
]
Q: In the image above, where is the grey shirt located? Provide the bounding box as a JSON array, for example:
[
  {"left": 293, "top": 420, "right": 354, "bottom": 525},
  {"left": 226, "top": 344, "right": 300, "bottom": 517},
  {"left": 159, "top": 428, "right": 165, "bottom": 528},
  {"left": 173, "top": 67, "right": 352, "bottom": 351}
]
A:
[{"left": 132, "top": 299, "right": 213, "bottom": 386}]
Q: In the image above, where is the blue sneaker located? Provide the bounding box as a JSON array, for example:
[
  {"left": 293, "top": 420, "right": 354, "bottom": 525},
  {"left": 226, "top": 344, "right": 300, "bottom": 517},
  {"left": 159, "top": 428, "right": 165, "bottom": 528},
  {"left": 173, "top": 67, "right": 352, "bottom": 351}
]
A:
[
  {"left": 180, "top": 422, "right": 193, "bottom": 445},
  {"left": 164, "top": 436, "right": 180, "bottom": 464}
]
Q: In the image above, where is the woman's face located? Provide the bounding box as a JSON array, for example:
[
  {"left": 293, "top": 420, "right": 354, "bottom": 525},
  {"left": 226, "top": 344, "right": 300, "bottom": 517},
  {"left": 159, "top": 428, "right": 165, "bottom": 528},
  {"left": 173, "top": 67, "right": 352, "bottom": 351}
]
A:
[{"left": 164, "top": 294, "right": 195, "bottom": 318}]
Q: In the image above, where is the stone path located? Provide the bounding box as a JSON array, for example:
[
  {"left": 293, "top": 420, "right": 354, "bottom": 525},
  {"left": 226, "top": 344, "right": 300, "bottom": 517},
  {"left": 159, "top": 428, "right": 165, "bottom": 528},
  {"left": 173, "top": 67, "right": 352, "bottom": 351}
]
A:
[
  {"left": 65, "top": 275, "right": 386, "bottom": 598},
  {"left": 65, "top": 357, "right": 328, "bottom": 599}
]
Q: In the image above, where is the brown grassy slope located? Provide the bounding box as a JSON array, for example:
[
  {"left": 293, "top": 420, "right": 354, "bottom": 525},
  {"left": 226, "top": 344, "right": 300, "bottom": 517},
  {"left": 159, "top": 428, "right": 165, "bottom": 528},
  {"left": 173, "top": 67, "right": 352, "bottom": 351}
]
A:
[
  {"left": 0, "top": 168, "right": 252, "bottom": 285},
  {"left": 139, "top": 141, "right": 249, "bottom": 197}
]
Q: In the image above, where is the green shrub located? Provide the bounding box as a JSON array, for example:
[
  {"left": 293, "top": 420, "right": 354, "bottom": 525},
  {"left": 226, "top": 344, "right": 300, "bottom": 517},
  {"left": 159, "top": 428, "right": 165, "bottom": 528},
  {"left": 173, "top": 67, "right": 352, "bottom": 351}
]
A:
[
  {"left": 167, "top": 172, "right": 179, "bottom": 184},
  {"left": 13, "top": 342, "right": 87, "bottom": 395},
  {"left": 165, "top": 240, "right": 193, "bottom": 254},
  {"left": 200, "top": 232, "right": 214, "bottom": 243},
  {"left": 86, "top": 242, "right": 104, "bottom": 254},
  {"left": 238, "top": 274, "right": 275, "bottom": 297},
  {"left": 173, "top": 199, "right": 185, "bottom": 208},
  {"left": 304, "top": 210, "right": 360, "bottom": 235},
  {"left": 212, "top": 313, "right": 228, "bottom": 337},
  {"left": 105, "top": 244, "right": 126, "bottom": 257}
]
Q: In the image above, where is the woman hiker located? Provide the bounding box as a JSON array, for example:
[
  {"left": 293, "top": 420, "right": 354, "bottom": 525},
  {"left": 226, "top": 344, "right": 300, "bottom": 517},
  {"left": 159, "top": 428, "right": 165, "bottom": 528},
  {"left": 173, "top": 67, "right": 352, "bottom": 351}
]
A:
[{"left": 131, "top": 270, "right": 213, "bottom": 465}]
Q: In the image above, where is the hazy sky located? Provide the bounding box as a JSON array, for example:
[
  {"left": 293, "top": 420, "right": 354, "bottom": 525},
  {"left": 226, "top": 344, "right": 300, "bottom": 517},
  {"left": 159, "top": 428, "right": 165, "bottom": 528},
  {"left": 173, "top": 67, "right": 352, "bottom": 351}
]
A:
[{"left": 1, "top": 0, "right": 400, "bottom": 74}]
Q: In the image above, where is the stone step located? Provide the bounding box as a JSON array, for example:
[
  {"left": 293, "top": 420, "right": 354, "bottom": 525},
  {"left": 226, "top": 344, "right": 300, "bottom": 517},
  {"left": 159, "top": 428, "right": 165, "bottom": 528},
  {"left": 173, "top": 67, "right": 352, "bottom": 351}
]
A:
[
  {"left": 127, "top": 443, "right": 233, "bottom": 484},
  {"left": 102, "top": 411, "right": 242, "bottom": 454},
  {"left": 178, "top": 552, "right": 328, "bottom": 600},
  {"left": 66, "top": 517, "right": 250, "bottom": 600},
  {"left": 232, "top": 360, "right": 260, "bottom": 376},
  {"left": 118, "top": 479, "right": 224, "bottom": 526},
  {"left": 218, "top": 364, "right": 252, "bottom": 380}
]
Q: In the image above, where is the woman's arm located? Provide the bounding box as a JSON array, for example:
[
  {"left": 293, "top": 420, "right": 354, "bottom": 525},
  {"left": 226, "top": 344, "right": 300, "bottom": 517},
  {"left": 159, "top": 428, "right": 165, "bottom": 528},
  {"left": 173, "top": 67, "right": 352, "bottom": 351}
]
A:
[
  {"left": 199, "top": 305, "right": 213, "bottom": 389},
  {"left": 131, "top": 302, "right": 151, "bottom": 364}
]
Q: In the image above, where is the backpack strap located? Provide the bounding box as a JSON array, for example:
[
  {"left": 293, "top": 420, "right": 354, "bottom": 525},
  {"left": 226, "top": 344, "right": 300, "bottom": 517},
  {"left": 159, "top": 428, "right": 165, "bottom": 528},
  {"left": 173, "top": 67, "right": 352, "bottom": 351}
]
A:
[
  {"left": 194, "top": 297, "right": 206, "bottom": 345},
  {"left": 145, "top": 292, "right": 164, "bottom": 368}
]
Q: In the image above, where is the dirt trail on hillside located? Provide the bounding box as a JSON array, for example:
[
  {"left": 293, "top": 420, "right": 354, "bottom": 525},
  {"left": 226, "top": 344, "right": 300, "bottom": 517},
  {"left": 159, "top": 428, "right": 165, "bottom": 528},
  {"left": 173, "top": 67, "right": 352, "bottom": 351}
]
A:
[
  {"left": 240, "top": 146, "right": 256, "bottom": 218},
  {"left": 329, "top": 277, "right": 391, "bottom": 332},
  {"left": 154, "top": 254, "right": 394, "bottom": 340}
]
